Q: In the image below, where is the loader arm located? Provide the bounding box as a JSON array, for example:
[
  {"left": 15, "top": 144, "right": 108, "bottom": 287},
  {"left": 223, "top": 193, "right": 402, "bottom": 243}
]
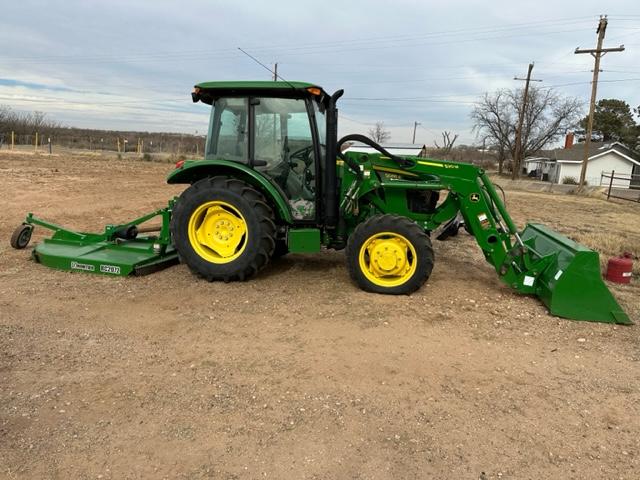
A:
[{"left": 340, "top": 152, "right": 631, "bottom": 324}]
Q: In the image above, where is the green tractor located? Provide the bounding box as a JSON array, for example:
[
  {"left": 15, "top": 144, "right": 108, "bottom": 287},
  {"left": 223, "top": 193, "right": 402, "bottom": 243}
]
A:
[{"left": 11, "top": 81, "right": 631, "bottom": 324}]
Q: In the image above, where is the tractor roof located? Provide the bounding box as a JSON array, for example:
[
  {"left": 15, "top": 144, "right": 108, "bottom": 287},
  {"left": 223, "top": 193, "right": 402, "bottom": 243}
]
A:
[{"left": 193, "top": 81, "right": 327, "bottom": 104}]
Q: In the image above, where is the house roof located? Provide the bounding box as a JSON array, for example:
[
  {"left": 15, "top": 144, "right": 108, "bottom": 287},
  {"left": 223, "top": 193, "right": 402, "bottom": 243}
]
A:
[
  {"left": 549, "top": 142, "right": 640, "bottom": 163},
  {"left": 525, "top": 142, "right": 640, "bottom": 167},
  {"left": 524, "top": 157, "right": 552, "bottom": 163}
]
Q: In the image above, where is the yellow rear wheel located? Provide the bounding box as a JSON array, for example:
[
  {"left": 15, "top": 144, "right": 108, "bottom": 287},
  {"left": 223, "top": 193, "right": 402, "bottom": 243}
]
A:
[
  {"left": 188, "top": 201, "right": 248, "bottom": 264},
  {"left": 170, "top": 176, "right": 276, "bottom": 282}
]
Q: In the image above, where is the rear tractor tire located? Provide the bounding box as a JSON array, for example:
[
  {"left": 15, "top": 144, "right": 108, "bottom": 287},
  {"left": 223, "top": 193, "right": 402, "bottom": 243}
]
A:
[
  {"left": 346, "top": 214, "right": 434, "bottom": 295},
  {"left": 170, "top": 177, "right": 276, "bottom": 282}
]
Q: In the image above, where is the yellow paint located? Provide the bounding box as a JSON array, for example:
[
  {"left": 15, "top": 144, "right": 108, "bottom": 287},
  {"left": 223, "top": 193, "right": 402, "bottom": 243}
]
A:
[
  {"left": 418, "top": 160, "right": 460, "bottom": 170},
  {"left": 188, "top": 200, "right": 248, "bottom": 263},
  {"left": 417, "top": 161, "right": 443, "bottom": 168},
  {"left": 373, "top": 165, "right": 419, "bottom": 177},
  {"left": 358, "top": 232, "right": 417, "bottom": 287}
]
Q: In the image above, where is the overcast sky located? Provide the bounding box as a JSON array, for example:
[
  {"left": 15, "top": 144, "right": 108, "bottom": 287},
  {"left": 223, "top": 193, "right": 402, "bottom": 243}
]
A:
[{"left": 1, "top": 0, "right": 639, "bottom": 145}]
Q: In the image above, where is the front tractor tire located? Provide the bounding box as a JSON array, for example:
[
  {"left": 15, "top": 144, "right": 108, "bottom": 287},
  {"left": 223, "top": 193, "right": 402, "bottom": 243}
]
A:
[
  {"left": 170, "top": 177, "right": 276, "bottom": 282},
  {"left": 346, "top": 215, "right": 434, "bottom": 295}
]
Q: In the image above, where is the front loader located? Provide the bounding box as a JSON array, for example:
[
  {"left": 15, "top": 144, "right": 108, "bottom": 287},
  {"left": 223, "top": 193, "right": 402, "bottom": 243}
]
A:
[{"left": 11, "top": 81, "right": 631, "bottom": 325}]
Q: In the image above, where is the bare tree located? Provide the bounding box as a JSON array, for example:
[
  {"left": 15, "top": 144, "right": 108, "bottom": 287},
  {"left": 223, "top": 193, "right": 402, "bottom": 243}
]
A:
[
  {"left": 434, "top": 131, "right": 458, "bottom": 154},
  {"left": 471, "top": 87, "right": 582, "bottom": 176},
  {"left": 368, "top": 121, "right": 391, "bottom": 144},
  {"left": 0, "top": 105, "right": 60, "bottom": 135}
]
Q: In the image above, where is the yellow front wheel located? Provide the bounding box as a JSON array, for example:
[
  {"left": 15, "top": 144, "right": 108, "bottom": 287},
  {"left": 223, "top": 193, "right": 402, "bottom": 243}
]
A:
[{"left": 347, "top": 215, "right": 434, "bottom": 294}]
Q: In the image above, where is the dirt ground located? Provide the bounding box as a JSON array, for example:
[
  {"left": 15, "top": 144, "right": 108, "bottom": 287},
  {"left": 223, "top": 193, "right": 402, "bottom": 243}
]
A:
[{"left": 1, "top": 153, "right": 638, "bottom": 480}]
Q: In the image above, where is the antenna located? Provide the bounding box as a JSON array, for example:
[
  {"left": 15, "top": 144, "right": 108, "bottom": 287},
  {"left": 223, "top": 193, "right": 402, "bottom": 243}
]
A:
[{"left": 237, "top": 48, "right": 296, "bottom": 90}]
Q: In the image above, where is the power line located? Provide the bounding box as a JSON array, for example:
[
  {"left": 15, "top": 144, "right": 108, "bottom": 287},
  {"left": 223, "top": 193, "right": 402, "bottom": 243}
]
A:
[
  {"left": 343, "top": 97, "right": 476, "bottom": 104},
  {"left": 4, "top": 19, "right": 598, "bottom": 66},
  {"left": 242, "top": 18, "right": 595, "bottom": 53}
]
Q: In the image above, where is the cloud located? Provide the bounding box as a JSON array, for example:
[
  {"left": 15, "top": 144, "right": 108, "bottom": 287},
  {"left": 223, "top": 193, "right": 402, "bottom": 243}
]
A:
[{"left": 1, "top": 1, "right": 638, "bottom": 144}]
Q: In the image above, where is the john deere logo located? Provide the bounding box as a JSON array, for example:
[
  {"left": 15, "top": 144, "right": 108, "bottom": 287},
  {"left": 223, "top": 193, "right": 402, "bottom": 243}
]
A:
[{"left": 469, "top": 193, "right": 480, "bottom": 203}]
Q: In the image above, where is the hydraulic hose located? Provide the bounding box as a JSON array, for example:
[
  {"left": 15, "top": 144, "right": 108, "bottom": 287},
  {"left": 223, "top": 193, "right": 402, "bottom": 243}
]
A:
[{"left": 337, "top": 134, "right": 414, "bottom": 167}]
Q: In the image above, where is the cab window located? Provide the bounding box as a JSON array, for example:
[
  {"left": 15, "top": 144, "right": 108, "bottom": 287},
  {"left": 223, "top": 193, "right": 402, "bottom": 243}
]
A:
[
  {"left": 254, "top": 97, "right": 316, "bottom": 220},
  {"left": 206, "top": 98, "right": 248, "bottom": 163}
]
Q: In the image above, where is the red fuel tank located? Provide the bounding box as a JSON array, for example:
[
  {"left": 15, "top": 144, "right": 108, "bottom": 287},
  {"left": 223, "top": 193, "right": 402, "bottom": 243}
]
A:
[{"left": 605, "top": 253, "right": 633, "bottom": 284}]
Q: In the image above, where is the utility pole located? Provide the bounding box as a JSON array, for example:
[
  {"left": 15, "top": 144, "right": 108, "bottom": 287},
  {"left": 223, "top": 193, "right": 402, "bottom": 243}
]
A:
[
  {"left": 574, "top": 16, "right": 624, "bottom": 190},
  {"left": 273, "top": 63, "right": 278, "bottom": 81},
  {"left": 412, "top": 121, "right": 421, "bottom": 144},
  {"left": 512, "top": 63, "right": 542, "bottom": 180}
]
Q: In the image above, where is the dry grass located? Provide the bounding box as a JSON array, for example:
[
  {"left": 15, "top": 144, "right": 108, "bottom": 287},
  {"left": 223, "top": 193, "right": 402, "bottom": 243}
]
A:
[
  {"left": 505, "top": 190, "right": 640, "bottom": 275},
  {"left": 572, "top": 231, "right": 640, "bottom": 275}
]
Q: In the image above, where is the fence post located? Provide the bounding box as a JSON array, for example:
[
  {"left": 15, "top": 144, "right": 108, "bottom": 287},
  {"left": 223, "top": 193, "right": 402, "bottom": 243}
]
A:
[
  {"left": 607, "top": 170, "right": 614, "bottom": 201},
  {"left": 11, "top": 131, "right": 14, "bottom": 150},
  {"left": 48, "top": 137, "right": 52, "bottom": 155},
  {"left": 35, "top": 132, "right": 38, "bottom": 152}
]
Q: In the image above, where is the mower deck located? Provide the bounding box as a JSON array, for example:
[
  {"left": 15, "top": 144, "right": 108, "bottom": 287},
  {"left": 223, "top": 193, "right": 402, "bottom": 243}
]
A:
[
  {"left": 15, "top": 203, "right": 178, "bottom": 277},
  {"left": 32, "top": 237, "right": 179, "bottom": 276}
]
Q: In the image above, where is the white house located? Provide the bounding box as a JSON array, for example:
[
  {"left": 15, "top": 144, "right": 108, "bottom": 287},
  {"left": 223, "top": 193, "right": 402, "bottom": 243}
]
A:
[{"left": 525, "top": 141, "right": 640, "bottom": 188}]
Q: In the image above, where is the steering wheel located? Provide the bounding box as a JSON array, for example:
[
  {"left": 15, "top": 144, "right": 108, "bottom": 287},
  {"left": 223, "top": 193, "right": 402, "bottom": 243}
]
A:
[
  {"left": 286, "top": 144, "right": 315, "bottom": 197},
  {"left": 288, "top": 144, "right": 314, "bottom": 166}
]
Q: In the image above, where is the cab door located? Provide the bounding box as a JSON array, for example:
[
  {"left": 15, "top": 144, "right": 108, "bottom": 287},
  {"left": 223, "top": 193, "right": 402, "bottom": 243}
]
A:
[{"left": 253, "top": 97, "right": 317, "bottom": 221}]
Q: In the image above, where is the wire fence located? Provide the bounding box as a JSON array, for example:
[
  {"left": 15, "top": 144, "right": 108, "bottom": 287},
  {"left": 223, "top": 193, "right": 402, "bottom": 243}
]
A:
[
  {"left": 600, "top": 170, "right": 640, "bottom": 203},
  {"left": 0, "top": 131, "right": 206, "bottom": 157}
]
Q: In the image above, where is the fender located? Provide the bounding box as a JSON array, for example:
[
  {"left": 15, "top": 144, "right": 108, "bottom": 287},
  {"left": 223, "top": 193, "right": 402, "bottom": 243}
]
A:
[{"left": 167, "top": 159, "right": 293, "bottom": 224}]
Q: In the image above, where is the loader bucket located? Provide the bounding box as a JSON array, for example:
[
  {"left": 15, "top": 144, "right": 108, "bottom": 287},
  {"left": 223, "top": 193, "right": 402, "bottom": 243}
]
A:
[{"left": 521, "top": 224, "right": 631, "bottom": 325}]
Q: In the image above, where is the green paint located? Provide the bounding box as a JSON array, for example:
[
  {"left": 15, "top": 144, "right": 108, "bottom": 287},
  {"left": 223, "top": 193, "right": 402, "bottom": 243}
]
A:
[
  {"left": 521, "top": 224, "right": 631, "bottom": 324},
  {"left": 14, "top": 80, "right": 629, "bottom": 325},
  {"left": 337, "top": 152, "right": 630, "bottom": 324},
  {"left": 33, "top": 239, "right": 178, "bottom": 276},
  {"left": 168, "top": 159, "right": 293, "bottom": 224},
  {"left": 287, "top": 228, "right": 321, "bottom": 253},
  {"left": 23, "top": 204, "right": 178, "bottom": 277},
  {"left": 195, "top": 80, "right": 321, "bottom": 92}
]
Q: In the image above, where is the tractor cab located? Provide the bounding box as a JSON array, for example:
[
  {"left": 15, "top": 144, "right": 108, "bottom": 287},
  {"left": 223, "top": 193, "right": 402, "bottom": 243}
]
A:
[{"left": 192, "top": 81, "right": 332, "bottom": 221}]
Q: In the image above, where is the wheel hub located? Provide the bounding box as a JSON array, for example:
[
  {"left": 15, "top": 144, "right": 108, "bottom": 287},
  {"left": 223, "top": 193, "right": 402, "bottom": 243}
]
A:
[
  {"left": 358, "top": 231, "right": 418, "bottom": 288},
  {"left": 369, "top": 239, "right": 408, "bottom": 276},
  {"left": 188, "top": 202, "right": 248, "bottom": 263}
]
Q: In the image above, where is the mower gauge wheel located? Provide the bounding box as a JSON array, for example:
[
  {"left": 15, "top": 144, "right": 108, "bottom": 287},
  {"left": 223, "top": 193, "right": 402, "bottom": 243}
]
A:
[{"left": 10, "top": 224, "right": 33, "bottom": 249}]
